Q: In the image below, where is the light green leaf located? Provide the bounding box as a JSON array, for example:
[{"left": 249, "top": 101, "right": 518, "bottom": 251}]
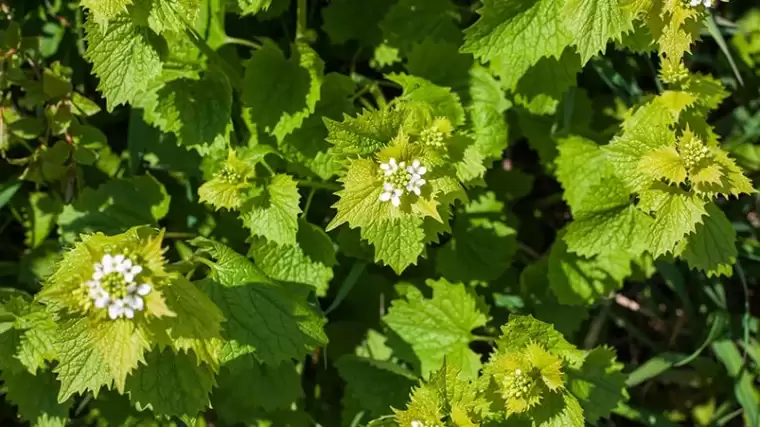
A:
[
  {"left": 126, "top": 349, "right": 215, "bottom": 418},
  {"left": 324, "top": 107, "right": 405, "bottom": 157},
  {"left": 81, "top": 0, "right": 132, "bottom": 27},
  {"left": 638, "top": 185, "right": 707, "bottom": 258},
  {"left": 682, "top": 203, "right": 737, "bottom": 277},
  {"left": 383, "top": 278, "right": 488, "bottom": 378},
  {"left": 387, "top": 73, "right": 466, "bottom": 127},
  {"left": 361, "top": 216, "right": 426, "bottom": 275},
  {"left": 145, "top": 0, "right": 201, "bottom": 33},
  {"left": 2, "top": 368, "right": 72, "bottom": 427},
  {"left": 248, "top": 219, "right": 337, "bottom": 296},
  {"left": 193, "top": 238, "right": 328, "bottom": 366},
  {"left": 336, "top": 355, "right": 417, "bottom": 418},
  {"left": 495, "top": 315, "right": 586, "bottom": 369},
  {"left": 84, "top": 16, "right": 163, "bottom": 111},
  {"left": 240, "top": 174, "right": 301, "bottom": 246},
  {"left": 141, "top": 71, "right": 232, "bottom": 151},
  {"left": 214, "top": 356, "right": 302, "bottom": 423},
  {"left": 54, "top": 317, "right": 151, "bottom": 401},
  {"left": 548, "top": 236, "right": 632, "bottom": 306},
  {"left": 57, "top": 174, "right": 170, "bottom": 244},
  {"left": 562, "top": 0, "right": 633, "bottom": 63},
  {"left": 467, "top": 65, "right": 511, "bottom": 161},
  {"left": 639, "top": 146, "right": 687, "bottom": 185},
  {"left": 149, "top": 276, "right": 224, "bottom": 368},
  {"left": 394, "top": 363, "right": 488, "bottom": 427},
  {"left": 242, "top": 40, "right": 324, "bottom": 140},
  {"left": 462, "top": 0, "right": 572, "bottom": 89},
  {"left": 566, "top": 347, "right": 628, "bottom": 424},
  {"left": 533, "top": 392, "right": 585, "bottom": 427},
  {"left": 564, "top": 202, "right": 653, "bottom": 258}
]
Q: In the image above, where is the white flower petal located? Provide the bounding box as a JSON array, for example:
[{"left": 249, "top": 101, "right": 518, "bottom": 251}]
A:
[
  {"left": 124, "top": 307, "right": 135, "bottom": 319},
  {"left": 412, "top": 160, "right": 420, "bottom": 168},
  {"left": 412, "top": 187, "right": 421, "bottom": 196},
  {"left": 137, "top": 284, "right": 152, "bottom": 296},
  {"left": 126, "top": 283, "right": 137, "bottom": 293},
  {"left": 417, "top": 166, "right": 426, "bottom": 175},
  {"left": 391, "top": 195, "right": 401, "bottom": 207},
  {"left": 108, "top": 304, "right": 123, "bottom": 319},
  {"left": 102, "top": 254, "right": 113, "bottom": 265},
  {"left": 380, "top": 163, "right": 390, "bottom": 170},
  {"left": 113, "top": 254, "right": 125, "bottom": 264},
  {"left": 129, "top": 296, "right": 145, "bottom": 311},
  {"left": 383, "top": 182, "right": 393, "bottom": 191},
  {"left": 94, "top": 295, "right": 110, "bottom": 309},
  {"left": 388, "top": 158, "right": 397, "bottom": 166},
  {"left": 379, "top": 192, "right": 392, "bottom": 202}
]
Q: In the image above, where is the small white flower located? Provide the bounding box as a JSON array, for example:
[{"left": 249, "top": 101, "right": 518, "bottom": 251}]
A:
[
  {"left": 405, "top": 159, "right": 427, "bottom": 196},
  {"left": 379, "top": 183, "right": 403, "bottom": 207},
  {"left": 86, "top": 253, "right": 151, "bottom": 320},
  {"left": 379, "top": 158, "right": 399, "bottom": 176},
  {"left": 689, "top": 0, "right": 712, "bottom": 7},
  {"left": 515, "top": 368, "right": 522, "bottom": 375},
  {"left": 108, "top": 299, "right": 125, "bottom": 319},
  {"left": 411, "top": 421, "right": 423, "bottom": 427}
]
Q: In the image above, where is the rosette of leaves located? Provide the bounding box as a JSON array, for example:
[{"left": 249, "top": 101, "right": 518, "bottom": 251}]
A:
[
  {"left": 553, "top": 76, "right": 753, "bottom": 292},
  {"left": 36, "top": 226, "right": 223, "bottom": 417},
  {"left": 481, "top": 315, "right": 627, "bottom": 426},
  {"left": 388, "top": 315, "right": 626, "bottom": 427},
  {"left": 324, "top": 75, "right": 480, "bottom": 273}
]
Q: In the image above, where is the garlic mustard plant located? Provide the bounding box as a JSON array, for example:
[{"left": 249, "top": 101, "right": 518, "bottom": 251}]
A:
[
  {"left": 377, "top": 157, "right": 428, "bottom": 206},
  {"left": 86, "top": 253, "right": 152, "bottom": 319}
]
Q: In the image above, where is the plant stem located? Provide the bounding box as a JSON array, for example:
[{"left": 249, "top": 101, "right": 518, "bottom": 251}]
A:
[
  {"left": 472, "top": 335, "right": 497, "bottom": 343},
  {"left": 223, "top": 36, "right": 261, "bottom": 50},
  {"left": 297, "top": 180, "right": 340, "bottom": 191},
  {"left": 301, "top": 187, "right": 316, "bottom": 218},
  {"left": 296, "top": 0, "right": 308, "bottom": 41}
]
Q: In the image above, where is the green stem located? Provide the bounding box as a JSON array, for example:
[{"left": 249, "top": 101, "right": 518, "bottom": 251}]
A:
[
  {"left": 184, "top": 27, "right": 243, "bottom": 89},
  {"left": 164, "top": 231, "right": 197, "bottom": 239},
  {"left": 472, "top": 335, "right": 497, "bottom": 343},
  {"left": 297, "top": 180, "right": 340, "bottom": 191},
  {"left": 296, "top": 0, "right": 308, "bottom": 40},
  {"left": 325, "top": 261, "right": 367, "bottom": 315},
  {"left": 223, "top": 36, "right": 261, "bottom": 50},
  {"left": 301, "top": 187, "right": 316, "bottom": 218}
]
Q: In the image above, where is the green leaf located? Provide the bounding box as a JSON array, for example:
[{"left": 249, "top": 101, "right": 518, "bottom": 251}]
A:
[
  {"left": 406, "top": 39, "right": 473, "bottom": 92},
  {"left": 514, "top": 49, "right": 582, "bottom": 115},
  {"left": 54, "top": 317, "right": 151, "bottom": 401},
  {"left": 555, "top": 136, "right": 620, "bottom": 214},
  {"left": 566, "top": 347, "right": 628, "bottom": 424},
  {"left": 562, "top": 0, "right": 633, "bottom": 63},
  {"left": 639, "top": 147, "right": 688, "bottom": 185},
  {"left": 135, "top": 0, "right": 202, "bottom": 34},
  {"left": 682, "top": 203, "right": 737, "bottom": 277},
  {"left": 248, "top": 219, "right": 336, "bottom": 297},
  {"left": 548, "top": 236, "right": 632, "bottom": 306},
  {"left": 321, "top": 0, "right": 392, "bottom": 47},
  {"left": 360, "top": 216, "right": 426, "bottom": 275},
  {"left": 57, "top": 174, "right": 170, "bottom": 244},
  {"left": 379, "top": 0, "right": 461, "bottom": 54},
  {"left": 383, "top": 278, "right": 488, "bottom": 378},
  {"left": 84, "top": 15, "right": 163, "bottom": 111},
  {"left": 336, "top": 355, "right": 417, "bottom": 418},
  {"left": 532, "top": 392, "right": 585, "bottom": 427},
  {"left": 436, "top": 192, "right": 517, "bottom": 283},
  {"left": 462, "top": 0, "right": 572, "bottom": 89},
  {"left": 141, "top": 71, "right": 232, "bottom": 151},
  {"left": 394, "top": 363, "right": 488, "bottom": 427},
  {"left": 149, "top": 276, "right": 224, "bottom": 368},
  {"left": 564, "top": 202, "right": 653, "bottom": 258},
  {"left": 638, "top": 185, "right": 707, "bottom": 258},
  {"left": 2, "top": 368, "right": 72, "bottom": 427},
  {"left": 193, "top": 238, "right": 328, "bottom": 366},
  {"left": 242, "top": 40, "right": 324, "bottom": 140},
  {"left": 126, "top": 349, "right": 214, "bottom": 418},
  {"left": 240, "top": 174, "right": 302, "bottom": 246},
  {"left": 387, "top": 73, "right": 466, "bottom": 127},
  {"left": 277, "top": 73, "right": 356, "bottom": 180},
  {"left": 81, "top": 0, "right": 133, "bottom": 27},
  {"left": 324, "top": 107, "right": 405, "bottom": 157},
  {"left": 24, "top": 191, "right": 62, "bottom": 249},
  {"left": 214, "top": 357, "right": 302, "bottom": 423},
  {"left": 496, "top": 315, "right": 586, "bottom": 368}
]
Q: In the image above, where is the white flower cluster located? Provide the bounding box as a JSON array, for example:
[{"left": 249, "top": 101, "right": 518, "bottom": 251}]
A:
[
  {"left": 378, "top": 158, "right": 427, "bottom": 207},
  {"left": 688, "top": 0, "right": 713, "bottom": 7},
  {"left": 410, "top": 421, "right": 440, "bottom": 427},
  {"left": 86, "top": 253, "right": 152, "bottom": 320}
]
